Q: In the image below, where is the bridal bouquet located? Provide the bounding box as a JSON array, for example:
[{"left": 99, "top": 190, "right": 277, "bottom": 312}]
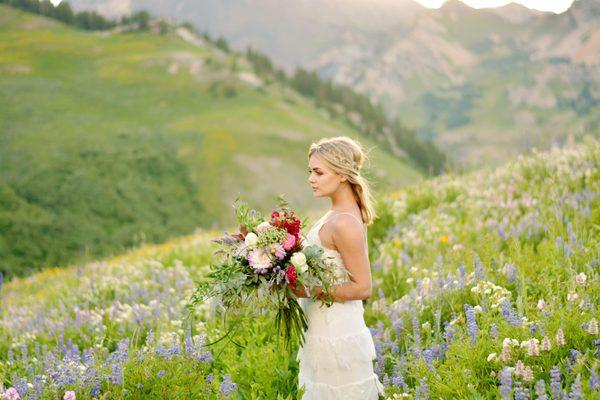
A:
[{"left": 189, "top": 196, "right": 342, "bottom": 348}]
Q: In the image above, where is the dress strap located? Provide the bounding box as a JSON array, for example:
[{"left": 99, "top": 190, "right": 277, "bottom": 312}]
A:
[{"left": 324, "top": 211, "right": 364, "bottom": 227}]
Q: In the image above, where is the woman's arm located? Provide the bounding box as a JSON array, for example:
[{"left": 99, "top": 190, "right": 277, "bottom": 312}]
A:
[{"left": 290, "top": 215, "right": 372, "bottom": 301}]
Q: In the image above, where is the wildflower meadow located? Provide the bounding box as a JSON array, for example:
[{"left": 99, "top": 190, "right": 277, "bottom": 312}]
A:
[{"left": 0, "top": 138, "right": 598, "bottom": 399}]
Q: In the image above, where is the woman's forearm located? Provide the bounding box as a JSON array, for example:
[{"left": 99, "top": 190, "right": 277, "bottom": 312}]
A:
[{"left": 311, "top": 281, "right": 371, "bottom": 302}]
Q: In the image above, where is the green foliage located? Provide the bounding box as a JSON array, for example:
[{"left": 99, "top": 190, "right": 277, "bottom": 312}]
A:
[{"left": 0, "top": 135, "right": 203, "bottom": 278}]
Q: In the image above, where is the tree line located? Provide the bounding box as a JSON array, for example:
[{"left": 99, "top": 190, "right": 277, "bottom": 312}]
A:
[
  {"left": 0, "top": 0, "right": 150, "bottom": 31},
  {"left": 242, "top": 49, "right": 446, "bottom": 174}
]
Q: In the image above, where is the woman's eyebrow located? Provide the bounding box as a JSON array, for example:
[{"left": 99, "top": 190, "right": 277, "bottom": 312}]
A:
[{"left": 308, "top": 167, "right": 322, "bottom": 171}]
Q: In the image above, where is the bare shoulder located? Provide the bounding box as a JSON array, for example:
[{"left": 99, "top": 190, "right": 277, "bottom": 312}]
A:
[{"left": 331, "top": 213, "right": 364, "bottom": 242}]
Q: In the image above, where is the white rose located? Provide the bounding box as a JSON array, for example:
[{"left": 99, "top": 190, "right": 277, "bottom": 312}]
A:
[
  {"left": 245, "top": 232, "right": 258, "bottom": 247},
  {"left": 291, "top": 252, "right": 308, "bottom": 273}
]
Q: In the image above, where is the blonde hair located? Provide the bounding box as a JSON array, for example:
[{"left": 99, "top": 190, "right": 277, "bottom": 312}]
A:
[{"left": 308, "top": 136, "right": 377, "bottom": 225}]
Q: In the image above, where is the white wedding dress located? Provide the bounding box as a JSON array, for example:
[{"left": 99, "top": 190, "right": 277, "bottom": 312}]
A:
[{"left": 297, "top": 211, "right": 384, "bottom": 400}]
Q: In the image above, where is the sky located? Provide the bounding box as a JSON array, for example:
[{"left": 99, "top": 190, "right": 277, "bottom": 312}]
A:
[
  {"left": 414, "top": 0, "right": 575, "bottom": 13},
  {"left": 49, "top": 0, "right": 576, "bottom": 13}
]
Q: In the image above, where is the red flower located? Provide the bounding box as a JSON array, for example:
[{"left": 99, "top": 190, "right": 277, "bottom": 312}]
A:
[
  {"left": 285, "top": 265, "right": 297, "bottom": 287},
  {"left": 271, "top": 209, "right": 302, "bottom": 238}
]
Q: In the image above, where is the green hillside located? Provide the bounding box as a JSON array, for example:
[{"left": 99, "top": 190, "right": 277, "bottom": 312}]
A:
[
  {"left": 0, "top": 139, "right": 597, "bottom": 399},
  {"left": 0, "top": 5, "right": 423, "bottom": 277}
]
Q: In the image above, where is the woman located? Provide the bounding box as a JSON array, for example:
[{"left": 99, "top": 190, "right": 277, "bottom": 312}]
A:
[{"left": 290, "top": 136, "right": 384, "bottom": 399}]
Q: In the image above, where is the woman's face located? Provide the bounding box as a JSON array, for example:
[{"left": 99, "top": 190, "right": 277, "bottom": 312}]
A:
[{"left": 308, "top": 154, "right": 345, "bottom": 197}]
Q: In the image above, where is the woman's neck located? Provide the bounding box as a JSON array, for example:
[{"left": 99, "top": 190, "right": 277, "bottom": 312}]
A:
[{"left": 329, "top": 183, "right": 359, "bottom": 213}]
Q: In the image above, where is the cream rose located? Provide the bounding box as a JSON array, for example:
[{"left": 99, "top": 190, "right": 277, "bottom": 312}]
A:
[
  {"left": 244, "top": 232, "right": 258, "bottom": 247},
  {"left": 291, "top": 252, "right": 308, "bottom": 274}
]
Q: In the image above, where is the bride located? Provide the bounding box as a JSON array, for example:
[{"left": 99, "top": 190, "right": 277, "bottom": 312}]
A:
[{"left": 289, "top": 136, "right": 385, "bottom": 399}]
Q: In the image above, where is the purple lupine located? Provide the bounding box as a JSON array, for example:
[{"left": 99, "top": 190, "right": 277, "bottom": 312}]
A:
[
  {"left": 530, "top": 322, "right": 537, "bottom": 334},
  {"left": 219, "top": 374, "right": 238, "bottom": 397},
  {"left": 590, "top": 366, "right": 600, "bottom": 391},
  {"left": 436, "top": 254, "right": 444, "bottom": 293},
  {"left": 20, "top": 344, "right": 28, "bottom": 363},
  {"left": 500, "top": 367, "right": 512, "bottom": 400},
  {"left": 110, "top": 364, "right": 123, "bottom": 385},
  {"left": 393, "top": 318, "right": 403, "bottom": 341},
  {"left": 490, "top": 323, "right": 499, "bottom": 340},
  {"left": 13, "top": 377, "right": 28, "bottom": 397},
  {"left": 422, "top": 348, "right": 436, "bottom": 373},
  {"left": 509, "top": 311, "right": 523, "bottom": 327},
  {"left": 535, "top": 379, "right": 548, "bottom": 400},
  {"left": 412, "top": 315, "right": 422, "bottom": 348},
  {"left": 374, "top": 341, "right": 385, "bottom": 377},
  {"left": 464, "top": 304, "right": 478, "bottom": 344},
  {"left": 31, "top": 374, "right": 43, "bottom": 399},
  {"left": 416, "top": 377, "right": 430, "bottom": 400},
  {"left": 185, "top": 329, "right": 195, "bottom": 357},
  {"left": 474, "top": 253, "right": 486, "bottom": 281},
  {"left": 82, "top": 349, "right": 94, "bottom": 367},
  {"left": 568, "top": 374, "right": 583, "bottom": 400},
  {"left": 391, "top": 365, "right": 407, "bottom": 393},
  {"left": 444, "top": 322, "right": 455, "bottom": 343},
  {"left": 206, "top": 372, "right": 214, "bottom": 383},
  {"left": 89, "top": 384, "right": 101, "bottom": 397},
  {"left": 382, "top": 373, "right": 390, "bottom": 387},
  {"left": 568, "top": 349, "right": 581, "bottom": 366},
  {"left": 501, "top": 299, "right": 511, "bottom": 318},
  {"left": 550, "top": 366, "right": 563, "bottom": 399},
  {"left": 157, "top": 370, "right": 166, "bottom": 378},
  {"left": 458, "top": 263, "right": 466, "bottom": 288},
  {"left": 514, "top": 380, "right": 530, "bottom": 400},
  {"left": 555, "top": 236, "right": 563, "bottom": 252}
]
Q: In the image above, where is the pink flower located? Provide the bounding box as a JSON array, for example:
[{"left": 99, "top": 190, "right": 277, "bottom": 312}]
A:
[
  {"left": 4, "top": 388, "right": 20, "bottom": 400},
  {"left": 63, "top": 391, "right": 76, "bottom": 400},
  {"left": 247, "top": 248, "right": 272, "bottom": 272},
  {"left": 256, "top": 221, "right": 271, "bottom": 232},
  {"left": 282, "top": 233, "right": 296, "bottom": 251},
  {"left": 452, "top": 244, "right": 464, "bottom": 251},
  {"left": 274, "top": 244, "right": 286, "bottom": 260}
]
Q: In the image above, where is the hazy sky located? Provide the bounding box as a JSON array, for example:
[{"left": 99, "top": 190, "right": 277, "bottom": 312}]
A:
[
  {"left": 414, "top": 0, "right": 575, "bottom": 13},
  {"left": 50, "top": 0, "right": 576, "bottom": 13}
]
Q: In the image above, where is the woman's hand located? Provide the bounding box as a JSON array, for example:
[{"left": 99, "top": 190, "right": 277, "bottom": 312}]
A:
[{"left": 287, "top": 283, "right": 310, "bottom": 298}]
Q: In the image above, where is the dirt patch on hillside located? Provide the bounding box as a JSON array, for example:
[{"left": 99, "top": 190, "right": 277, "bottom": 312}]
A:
[{"left": 0, "top": 63, "right": 32, "bottom": 75}]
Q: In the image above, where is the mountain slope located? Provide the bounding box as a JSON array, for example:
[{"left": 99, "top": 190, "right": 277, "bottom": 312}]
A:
[
  {"left": 68, "top": 0, "right": 600, "bottom": 169},
  {"left": 0, "top": 4, "right": 423, "bottom": 276}
]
